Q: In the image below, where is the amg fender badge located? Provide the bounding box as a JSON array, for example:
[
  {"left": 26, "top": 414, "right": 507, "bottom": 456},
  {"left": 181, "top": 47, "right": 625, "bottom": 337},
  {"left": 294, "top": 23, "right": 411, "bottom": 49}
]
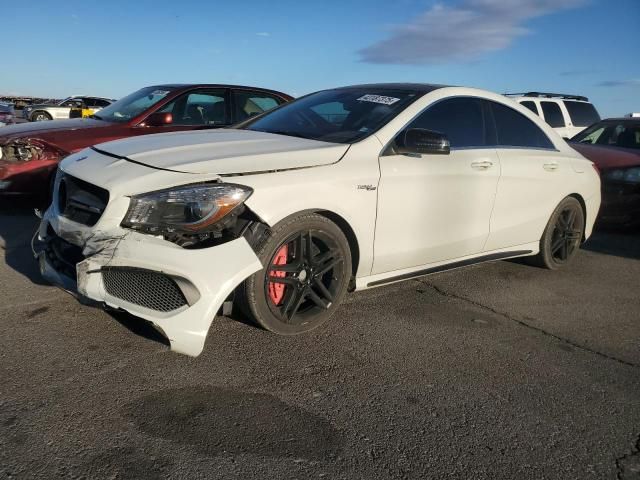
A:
[{"left": 357, "top": 184, "right": 377, "bottom": 191}]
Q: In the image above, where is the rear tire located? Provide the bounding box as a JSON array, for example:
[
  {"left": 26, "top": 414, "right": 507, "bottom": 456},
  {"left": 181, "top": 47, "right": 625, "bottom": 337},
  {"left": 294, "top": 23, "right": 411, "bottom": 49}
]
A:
[
  {"left": 237, "top": 213, "right": 352, "bottom": 335},
  {"left": 31, "top": 111, "right": 52, "bottom": 122},
  {"left": 530, "top": 196, "right": 585, "bottom": 270}
]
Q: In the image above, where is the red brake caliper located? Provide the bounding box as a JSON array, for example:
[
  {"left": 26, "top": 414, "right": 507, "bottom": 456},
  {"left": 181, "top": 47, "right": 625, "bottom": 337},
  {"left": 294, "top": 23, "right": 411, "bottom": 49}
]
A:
[{"left": 268, "top": 244, "right": 289, "bottom": 305}]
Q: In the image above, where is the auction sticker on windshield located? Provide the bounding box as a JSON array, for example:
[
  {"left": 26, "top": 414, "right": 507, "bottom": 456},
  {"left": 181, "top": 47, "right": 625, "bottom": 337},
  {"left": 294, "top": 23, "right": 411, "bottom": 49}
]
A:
[
  {"left": 150, "top": 90, "right": 170, "bottom": 97},
  {"left": 357, "top": 94, "right": 400, "bottom": 105}
]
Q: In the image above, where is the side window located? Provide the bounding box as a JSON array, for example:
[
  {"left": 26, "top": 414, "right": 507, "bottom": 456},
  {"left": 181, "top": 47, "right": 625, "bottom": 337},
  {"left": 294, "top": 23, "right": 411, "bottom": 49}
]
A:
[
  {"left": 92, "top": 99, "right": 111, "bottom": 108},
  {"left": 563, "top": 101, "right": 600, "bottom": 127},
  {"left": 406, "top": 97, "right": 487, "bottom": 148},
  {"left": 540, "top": 102, "right": 565, "bottom": 128},
  {"left": 490, "top": 101, "right": 555, "bottom": 149},
  {"left": 234, "top": 90, "right": 282, "bottom": 122},
  {"left": 161, "top": 90, "right": 227, "bottom": 126},
  {"left": 520, "top": 101, "right": 539, "bottom": 116},
  {"left": 60, "top": 99, "right": 77, "bottom": 107},
  {"left": 577, "top": 127, "right": 606, "bottom": 144}
]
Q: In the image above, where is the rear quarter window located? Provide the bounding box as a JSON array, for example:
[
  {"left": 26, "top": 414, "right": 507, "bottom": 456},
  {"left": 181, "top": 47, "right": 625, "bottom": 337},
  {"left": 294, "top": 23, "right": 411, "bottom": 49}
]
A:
[
  {"left": 564, "top": 101, "right": 600, "bottom": 127},
  {"left": 540, "top": 102, "right": 565, "bottom": 128},
  {"left": 520, "top": 101, "right": 539, "bottom": 116},
  {"left": 490, "top": 101, "right": 555, "bottom": 149}
]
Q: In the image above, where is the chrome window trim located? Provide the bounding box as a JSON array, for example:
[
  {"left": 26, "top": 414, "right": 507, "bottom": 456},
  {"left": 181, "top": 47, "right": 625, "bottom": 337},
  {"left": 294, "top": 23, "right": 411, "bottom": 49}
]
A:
[{"left": 380, "top": 94, "right": 558, "bottom": 157}]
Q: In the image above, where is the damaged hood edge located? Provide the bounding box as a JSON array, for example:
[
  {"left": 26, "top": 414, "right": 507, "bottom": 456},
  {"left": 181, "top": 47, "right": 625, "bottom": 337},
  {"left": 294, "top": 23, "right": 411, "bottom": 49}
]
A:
[{"left": 93, "top": 129, "right": 350, "bottom": 175}]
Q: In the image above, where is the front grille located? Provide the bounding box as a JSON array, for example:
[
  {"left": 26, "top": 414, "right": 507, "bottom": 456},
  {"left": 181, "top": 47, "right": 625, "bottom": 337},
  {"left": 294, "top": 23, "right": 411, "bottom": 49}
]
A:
[
  {"left": 102, "top": 267, "right": 188, "bottom": 312},
  {"left": 43, "top": 227, "right": 85, "bottom": 279},
  {"left": 57, "top": 173, "right": 109, "bottom": 226}
]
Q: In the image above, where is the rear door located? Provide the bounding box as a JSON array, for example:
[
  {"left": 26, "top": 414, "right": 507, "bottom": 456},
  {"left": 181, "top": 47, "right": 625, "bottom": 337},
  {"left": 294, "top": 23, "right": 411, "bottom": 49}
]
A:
[
  {"left": 372, "top": 97, "right": 500, "bottom": 274},
  {"left": 484, "top": 100, "right": 569, "bottom": 251}
]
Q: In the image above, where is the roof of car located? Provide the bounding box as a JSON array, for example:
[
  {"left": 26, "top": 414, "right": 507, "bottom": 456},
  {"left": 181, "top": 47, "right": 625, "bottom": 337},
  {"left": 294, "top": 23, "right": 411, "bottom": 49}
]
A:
[
  {"left": 505, "top": 92, "right": 590, "bottom": 102},
  {"left": 331, "top": 83, "right": 450, "bottom": 93},
  {"left": 597, "top": 117, "right": 640, "bottom": 122},
  {"left": 146, "top": 84, "right": 292, "bottom": 99}
]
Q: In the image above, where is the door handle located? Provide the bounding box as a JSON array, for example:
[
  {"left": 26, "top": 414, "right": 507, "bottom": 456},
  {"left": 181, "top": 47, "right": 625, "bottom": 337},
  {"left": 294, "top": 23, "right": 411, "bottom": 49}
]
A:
[
  {"left": 471, "top": 160, "right": 493, "bottom": 170},
  {"left": 543, "top": 162, "right": 559, "bottom": 171}
]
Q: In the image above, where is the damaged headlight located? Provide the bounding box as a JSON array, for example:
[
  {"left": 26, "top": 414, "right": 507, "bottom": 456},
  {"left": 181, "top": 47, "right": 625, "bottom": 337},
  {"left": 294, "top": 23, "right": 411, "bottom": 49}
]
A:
[
  {"left": 0, "top": 139, "right": 64, "bottom": 162},
  {"left": 121, "top": 183, "right": 253, "bottom": 234}
]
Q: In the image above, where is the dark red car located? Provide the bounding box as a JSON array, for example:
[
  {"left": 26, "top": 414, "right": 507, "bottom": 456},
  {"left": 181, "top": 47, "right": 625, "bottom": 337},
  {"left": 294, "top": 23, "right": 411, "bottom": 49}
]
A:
[
  {"left": 0, "top": 84, "right": 292, "bottom": 196},
  {"left": 571, "top": 117, "right": 640, "bottom": 227}
]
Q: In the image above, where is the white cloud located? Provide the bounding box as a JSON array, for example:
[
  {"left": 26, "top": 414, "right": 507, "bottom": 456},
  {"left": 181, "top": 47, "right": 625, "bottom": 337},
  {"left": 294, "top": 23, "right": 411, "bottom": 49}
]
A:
[
  {"left": 358, "top": 0, "right": 586, "bottom": 64},
  {"left": 256, "top": 32, "right": 271, "bottom": 37}
]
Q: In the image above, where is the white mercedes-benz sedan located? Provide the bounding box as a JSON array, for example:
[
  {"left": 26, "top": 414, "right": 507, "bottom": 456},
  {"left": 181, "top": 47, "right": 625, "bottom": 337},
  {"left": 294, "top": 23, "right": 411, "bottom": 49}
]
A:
[{"left": 37, "top": 84, "right": 601, "bottom": 356}]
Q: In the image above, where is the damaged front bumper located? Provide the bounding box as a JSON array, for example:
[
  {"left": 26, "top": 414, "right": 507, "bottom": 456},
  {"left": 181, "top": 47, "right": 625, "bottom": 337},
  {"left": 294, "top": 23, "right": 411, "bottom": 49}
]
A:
[{"left": 36, "top": 207, "right": 262, "bottom": 357}]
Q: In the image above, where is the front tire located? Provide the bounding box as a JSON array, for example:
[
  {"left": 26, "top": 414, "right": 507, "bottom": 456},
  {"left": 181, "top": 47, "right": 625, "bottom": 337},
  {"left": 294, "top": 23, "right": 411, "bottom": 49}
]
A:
[
  {"left": 31, "top": 111, "right": 52, "bottom": 122},
  {"left": 238, "top": 213, "right": 352, "bottom": 335},
  {"left": 531, "top": 196, "right": 585, "bottom": 270}
]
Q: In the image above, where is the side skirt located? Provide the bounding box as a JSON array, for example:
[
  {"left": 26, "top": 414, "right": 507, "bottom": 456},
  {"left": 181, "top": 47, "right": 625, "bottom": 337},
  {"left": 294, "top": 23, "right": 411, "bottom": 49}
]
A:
[{"left": 366, "top": 250, "right": 532, "bottom": 288}]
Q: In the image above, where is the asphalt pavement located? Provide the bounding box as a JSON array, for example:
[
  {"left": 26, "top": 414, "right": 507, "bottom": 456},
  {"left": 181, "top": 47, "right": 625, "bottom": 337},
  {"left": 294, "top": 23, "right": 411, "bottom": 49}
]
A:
[{"left": 1, "top": 200, "right": 639, "bottom": 479}]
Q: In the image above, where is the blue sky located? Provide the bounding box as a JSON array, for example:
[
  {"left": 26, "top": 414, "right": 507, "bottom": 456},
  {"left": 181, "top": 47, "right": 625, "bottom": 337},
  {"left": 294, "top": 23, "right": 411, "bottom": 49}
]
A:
[{"left": 3, "top": 0, "right": 639, "bottom": 117}]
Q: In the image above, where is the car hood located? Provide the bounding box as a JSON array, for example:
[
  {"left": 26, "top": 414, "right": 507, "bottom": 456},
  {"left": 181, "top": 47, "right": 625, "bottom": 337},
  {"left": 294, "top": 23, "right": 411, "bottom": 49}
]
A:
[
  {"left": 94, "top": 129, "right": 350, "bottom": 175},
  {"left": 571, "top": 142, "right": 640, "bottom": 170},
  {"left": 0, "top": 118, "right": 108, "bottom": 139}
]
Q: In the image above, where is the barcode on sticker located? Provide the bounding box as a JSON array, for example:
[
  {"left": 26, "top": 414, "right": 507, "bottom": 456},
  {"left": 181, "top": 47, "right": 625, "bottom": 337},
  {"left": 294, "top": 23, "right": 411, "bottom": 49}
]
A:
[{"left": 357, "top": 94, "right": 400, "bottom": 105}]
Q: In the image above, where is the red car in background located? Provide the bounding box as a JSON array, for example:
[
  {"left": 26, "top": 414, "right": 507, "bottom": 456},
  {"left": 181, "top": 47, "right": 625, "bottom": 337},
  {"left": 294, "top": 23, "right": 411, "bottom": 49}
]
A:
[
  {"left": 0, "top": 84, "right": 292, "bottom": 196},
  {"left": 571, "top": 117, "right": 640, "bottom": 227}
]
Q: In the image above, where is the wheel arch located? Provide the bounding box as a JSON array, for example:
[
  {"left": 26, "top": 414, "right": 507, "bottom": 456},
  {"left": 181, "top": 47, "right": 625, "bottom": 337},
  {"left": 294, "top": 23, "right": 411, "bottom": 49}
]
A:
[
  {"left": 31, "top": 110, "right": 51, "bottom": 121},
  {"left": 315, "top": 209, "right": 360, "bottom": 280},
  {"left": 244, "top": 207, "right": 361, "bottom": 280},
  {"left": 567, "top": 193, "right": 588, "bottom": 242}
]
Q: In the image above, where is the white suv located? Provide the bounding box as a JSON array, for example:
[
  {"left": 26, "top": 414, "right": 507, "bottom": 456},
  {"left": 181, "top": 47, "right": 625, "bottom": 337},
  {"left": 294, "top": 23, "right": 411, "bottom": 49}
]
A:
[{"left": 505, "top": 92, "right": 600, "bottom": 138}]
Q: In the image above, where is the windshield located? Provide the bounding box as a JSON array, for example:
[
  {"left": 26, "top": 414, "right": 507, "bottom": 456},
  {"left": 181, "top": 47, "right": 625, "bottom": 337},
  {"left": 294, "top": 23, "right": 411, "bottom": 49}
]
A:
[
  {"left": 243, "top": 88, "right": 420, "bottom": 143},
  {"left": 56, "top": 97, "right": 73, "bottom": 106},
  {"left": 572, "top": 121, "right": 640, "bottom": 150},
  {"left": 92, "top": 86, "right": 177, "bottom": 123}
]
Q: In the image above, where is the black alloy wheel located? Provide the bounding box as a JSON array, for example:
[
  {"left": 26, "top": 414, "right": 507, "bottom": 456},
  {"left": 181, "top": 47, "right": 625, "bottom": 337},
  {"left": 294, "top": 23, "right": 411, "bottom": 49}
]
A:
[
  {"left": 265, "top": 230, "right": 344, "bottom": 322},
  {"left": 238, "top": 213, "right": 352, "bottom": 334},
  {"left": 550, "top": 205, "right": 583, "bottom": 262},
  {"left": 530, "top": 196, "right": 585, "bottom": 269}
]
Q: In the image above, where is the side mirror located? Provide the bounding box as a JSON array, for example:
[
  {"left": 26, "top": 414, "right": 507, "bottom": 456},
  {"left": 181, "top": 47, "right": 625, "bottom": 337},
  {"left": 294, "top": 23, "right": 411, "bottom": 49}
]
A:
[
  {"left": 144, "top": 112, "right": 173, "bottom": 127},
  {"left": 397, "top": 128, "right": 450, "bottom": 155}
]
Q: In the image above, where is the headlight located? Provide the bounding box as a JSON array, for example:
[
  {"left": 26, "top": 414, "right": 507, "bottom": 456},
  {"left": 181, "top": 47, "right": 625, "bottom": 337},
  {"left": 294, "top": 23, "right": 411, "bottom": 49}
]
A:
[
  {"left": 0, "top": 139, "right": 62, "bottom": 162},
  {"left": 604, "top": 167, "right": 640, "bottom": 183},
  {"left": 122, "top": 183, "right": 253, "bottom": 234}
]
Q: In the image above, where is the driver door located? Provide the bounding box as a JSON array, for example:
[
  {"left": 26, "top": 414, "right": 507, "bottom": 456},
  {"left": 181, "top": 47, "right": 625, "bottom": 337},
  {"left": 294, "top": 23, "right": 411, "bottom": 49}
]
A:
[
  {"left": 144, "top": 88, "right": 231, "bottom": 134},
  {"left": 372, "top": 97, "right": 500, "bottom": 275}
]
